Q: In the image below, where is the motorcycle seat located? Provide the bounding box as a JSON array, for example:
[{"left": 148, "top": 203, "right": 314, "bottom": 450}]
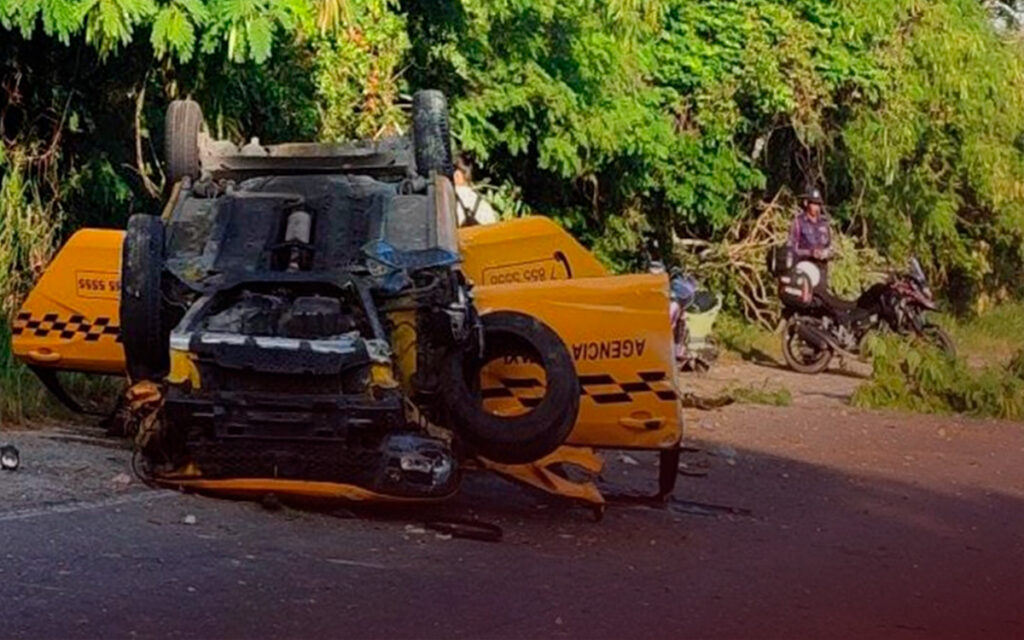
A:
[{"left": 814, "top": 291, "right": 873, "bottom": 323}]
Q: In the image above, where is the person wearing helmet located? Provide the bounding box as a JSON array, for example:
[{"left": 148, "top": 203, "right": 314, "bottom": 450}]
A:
[{"left": 788, "top": 188, "right": 833, "bottom": 292}]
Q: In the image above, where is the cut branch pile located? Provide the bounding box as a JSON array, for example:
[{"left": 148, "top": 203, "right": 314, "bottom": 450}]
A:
[{"left": 673, "top": 193, "right": 792, "bottom": 329}]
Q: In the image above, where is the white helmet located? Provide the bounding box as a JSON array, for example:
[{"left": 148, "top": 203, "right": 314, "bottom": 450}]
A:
[{"left": 795, "top": 260, "right": 822, "bottom": 288}]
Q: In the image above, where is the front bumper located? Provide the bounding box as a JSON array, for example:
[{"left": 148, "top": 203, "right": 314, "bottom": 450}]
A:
[{"left": 162, "top": 389, "right": 456, "bottom": 499}]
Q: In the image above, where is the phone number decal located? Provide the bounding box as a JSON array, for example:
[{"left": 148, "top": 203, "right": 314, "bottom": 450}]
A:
[{"left": 75, "top": 271, "right": 121, "bottom": 299}]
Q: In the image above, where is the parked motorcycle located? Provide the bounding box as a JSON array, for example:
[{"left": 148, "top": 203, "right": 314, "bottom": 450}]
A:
[
  {"left": 776, "top": 257, "right": 954, "bottom": 374},
  {"left": 669, "top": 269, "right": 721, "bottom": 372}
]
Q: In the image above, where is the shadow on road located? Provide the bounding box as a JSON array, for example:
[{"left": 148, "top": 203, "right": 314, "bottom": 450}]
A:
[{"left": 0, "top": 426, "right": 1021, "bottom": 639}]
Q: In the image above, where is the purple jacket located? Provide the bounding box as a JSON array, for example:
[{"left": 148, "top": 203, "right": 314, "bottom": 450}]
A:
[{"left": 788, "top": 213, "right": 832, "bottom": 260}]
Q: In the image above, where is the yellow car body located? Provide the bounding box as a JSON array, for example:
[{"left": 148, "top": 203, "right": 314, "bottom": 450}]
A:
[{"left": 11, "top": 216, "right": 682, "bottom": 504}]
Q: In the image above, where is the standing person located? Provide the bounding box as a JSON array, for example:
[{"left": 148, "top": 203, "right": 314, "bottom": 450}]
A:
[
  {"left": 453, "top": 154, "right": 498, "bottom": 227},
  {"left": 788, "top": 187, "right": 833, "bottom": 293}
]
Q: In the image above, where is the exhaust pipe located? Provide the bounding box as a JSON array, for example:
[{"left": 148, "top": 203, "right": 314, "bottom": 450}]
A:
[{"left": 795, "top": 322, "right": 833, "bottom": 351}]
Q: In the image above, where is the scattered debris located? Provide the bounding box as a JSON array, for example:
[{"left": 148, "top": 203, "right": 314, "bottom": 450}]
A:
[
  {"left": 711, "top": 445, "right": 738, "bottom": 460},
  {"left": 111, "top": 473, "right": 132, "bottom": 485},
  {"left": 325, "top": 558, "right": 389, "bottom": 570},
  {"left": 617, "top": 453, "right": 640, "bottom": 466},
  {"left": 667, "top": 497, "right": 753, "bottom": 518},
  {"left": 1, "top": 445, "right": 20, "bottom": 471},
  {"left": 182, "top": 514, "right": 197, "bottom": 525},
  {"left": 424, "top": 518, "right": 503, "bottom": 543},
  {"left": 678, "top": 466, "right": 709, "bottom": 478},
  {"left": 679, "top": 393, "right": 734, "bottom": 410},
  {"left": 323, "top": 507, "right": 358, "bottom": 520},
  {"left": 260, "top": 493, "right": 283, "bottom": 511}
]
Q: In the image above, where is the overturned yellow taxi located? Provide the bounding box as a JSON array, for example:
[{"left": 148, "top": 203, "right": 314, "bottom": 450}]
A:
[{"left": 11, "top": 92, "right": 682, "bottom": 514}]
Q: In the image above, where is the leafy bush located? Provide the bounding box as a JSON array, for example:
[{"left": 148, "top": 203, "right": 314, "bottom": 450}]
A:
[{"left": 852, "top": 335, "right": 1024, "bottom": 420}]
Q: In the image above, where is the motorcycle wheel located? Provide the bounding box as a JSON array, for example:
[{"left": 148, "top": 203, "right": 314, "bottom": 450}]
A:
[
  {"left": 781, "top": 318, "right": 832, "bottom": 374},
  {"left": 921, "top": 323, "right": 956, "bottom": 358}
]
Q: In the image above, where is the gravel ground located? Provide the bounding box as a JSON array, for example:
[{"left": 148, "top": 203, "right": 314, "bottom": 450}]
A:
[
  {"left": 0, "top": 425, "right": 142, "bottom": 513},
  {"left": 0, "top": 362, "right": 1021, "bottom": 639}
]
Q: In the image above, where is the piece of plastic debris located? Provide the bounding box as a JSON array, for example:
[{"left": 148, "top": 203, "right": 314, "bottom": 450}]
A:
[
  {"left": 111, "top": 473, "right": 132, "bottom": 485},
  {"left": 618, "top": 453, "right": 640, "bottom": 466},
  {"left": 404, "top": 525, "right": 427, "bottom": 535},
  {"left": 183, "top": 514, "right": 197, "bottom": 525}
]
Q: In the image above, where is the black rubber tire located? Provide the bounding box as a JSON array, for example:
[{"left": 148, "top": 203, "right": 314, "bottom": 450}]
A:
[
  {"left": 442, "top": 312, "right": 580, "bottom": 465},
  {"left": 165, "top": 99, "right": 203, "bottom": 186},
  {"left": 412, "top": 90, "right": 454, "bottom": 179},
  {"left": 121, "top": 214, "right": 168, "bottom": 381},
  {"left": 922, "top": 323, "right": 956, "bottom": 358},
  {"left": 781, "top": 317, "right": 832, "bottom": 374}
]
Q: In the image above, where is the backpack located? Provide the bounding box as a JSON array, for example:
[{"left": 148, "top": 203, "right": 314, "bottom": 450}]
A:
[{"left": 765, "top": 244, "right": 793, "bottom": 277}]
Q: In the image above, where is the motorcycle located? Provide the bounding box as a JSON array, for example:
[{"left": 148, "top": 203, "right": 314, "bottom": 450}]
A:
[
  {"left": 777, "top": 257, "right": 954, "bottom": 374},
  {"left": 669, "top": 269, "right": 721, "bottom": 372}
]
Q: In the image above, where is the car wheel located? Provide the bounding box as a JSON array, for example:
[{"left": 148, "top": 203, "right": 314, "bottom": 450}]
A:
[
  {"left": 412, "top": 90, "right": 454, "bottom": 179},
  {"left": 121, "top": 214, "right": 168, "bottom": 381},
  {"left": 441, "top": 311, "right": 579, "bottom": 464},
  {"left": 165, "top": 99, "right": 203, "bottom": 187}
]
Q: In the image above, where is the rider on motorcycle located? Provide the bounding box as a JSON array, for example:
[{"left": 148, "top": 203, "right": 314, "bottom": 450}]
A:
[
  {"left": 788, "top": 188, "right": 833, "bottom": 292},
  {"left": 788, "top": 188, "right": 863, "bottom": 321}
]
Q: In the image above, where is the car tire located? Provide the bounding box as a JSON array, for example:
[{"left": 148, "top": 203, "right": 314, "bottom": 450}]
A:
[
  {"left": 441, "top": 312, "right": 580, "bottom": 465},
  {"left": 165, "top": 99, "right": 203, "bottom": 187},
  {"left": 412, "top": 89, "right": 454, "bottom": 179},
  {"left": 121, "top": 214, "right": 168, "bottom": 381}
]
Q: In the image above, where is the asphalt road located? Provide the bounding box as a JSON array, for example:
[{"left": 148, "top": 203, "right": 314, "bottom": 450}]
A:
[{"left": 1, "top": 383, "right": 1022, "bottom": 639}]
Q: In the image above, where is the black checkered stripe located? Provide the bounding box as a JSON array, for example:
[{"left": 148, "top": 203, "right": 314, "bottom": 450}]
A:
[
  {"left": 11, "top": 311, "right": 122, "bottom": 342},
  {"left": 579, "top": 371, "right": 678, "bottom": 404},
  {"left": 482, "top": 370, "right": 678, "bottom": 407}
]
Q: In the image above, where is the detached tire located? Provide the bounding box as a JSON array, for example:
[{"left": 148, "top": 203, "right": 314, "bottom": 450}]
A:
[
  {"left": 412, "top": 90, "right": 454, "bottom": 178},
  {"left": 442, "top": 312, "right": 579, "bottom": 465},
  {"left": 165, "top": 99, "right": 203, "bottom": 186},
  {"left": 121, "top": 214, "right": 168, "bottom": 381}
]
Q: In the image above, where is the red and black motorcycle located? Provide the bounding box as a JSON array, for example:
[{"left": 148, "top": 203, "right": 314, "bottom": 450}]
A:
[{"left": 777, "top": 257, "right": 955, "bottom": 374}]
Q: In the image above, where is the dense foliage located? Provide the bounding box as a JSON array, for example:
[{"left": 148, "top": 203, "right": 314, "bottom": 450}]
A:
[
  {"left": 2, "top": 0, "right": 1024, "bottom": 419},
  {"left": 3, "top": 0, "right": 1024, "bottom": 283}
]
